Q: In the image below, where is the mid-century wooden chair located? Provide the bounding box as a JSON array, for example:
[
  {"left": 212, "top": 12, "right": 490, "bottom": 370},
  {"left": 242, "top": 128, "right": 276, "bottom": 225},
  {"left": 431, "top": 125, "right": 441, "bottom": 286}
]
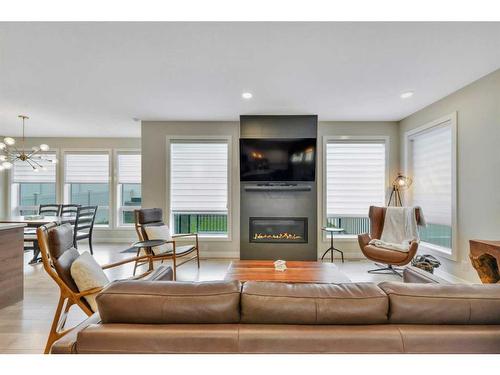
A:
[
  {"left": 134, "top": 208, "right": 199, "bottom": 280},
  {"left": 358, "top": 206, "right": 422, "bottom": 277},
  {"left": 37, "top": 222, "right": 173, "bottom": 354},
  {"left": 73, "top": 205, "right": 98, "bottom": 254}
]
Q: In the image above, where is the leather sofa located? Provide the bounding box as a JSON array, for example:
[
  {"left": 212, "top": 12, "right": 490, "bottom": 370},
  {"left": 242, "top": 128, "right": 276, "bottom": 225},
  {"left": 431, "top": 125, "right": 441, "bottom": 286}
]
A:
[{"left": 51, "top": 279, "right": 500, "bottom": 354}]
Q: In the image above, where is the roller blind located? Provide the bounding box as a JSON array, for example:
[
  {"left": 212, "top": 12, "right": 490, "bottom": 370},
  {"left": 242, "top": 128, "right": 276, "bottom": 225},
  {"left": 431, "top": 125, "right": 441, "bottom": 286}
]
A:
[
  {"left": 410, "top": 122, "right": 452, "bottom": 226},
  {"left": 326, "top": 141, "right": 386, "bottom": 216},
  {"left": 118, "top": 153, "right": 141, "bottom": 184},
  {"left": 13, "top": 153, "right": 57, "bottom": 183},
  {"left": 170, "top": 142, "right": 228, "bottom": 212},
  {"left": 65, "top": 153, "right": 109, "bottom": 183}
]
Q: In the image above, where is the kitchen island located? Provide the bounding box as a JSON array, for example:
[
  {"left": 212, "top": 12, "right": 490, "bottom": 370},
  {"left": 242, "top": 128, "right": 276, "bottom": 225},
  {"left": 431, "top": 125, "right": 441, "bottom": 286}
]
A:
[{"left": 0, "top": 223, "right": 26, "bottom": 308}]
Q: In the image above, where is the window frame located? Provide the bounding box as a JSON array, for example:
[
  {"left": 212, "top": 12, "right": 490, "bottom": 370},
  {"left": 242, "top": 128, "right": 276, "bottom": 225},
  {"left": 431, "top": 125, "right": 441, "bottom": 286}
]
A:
[
  {"left": 322, "top": 135, "right": 390, "bottom": 240},
  {"left": 114, "top": 149, "right": 142, "bottom": 229},
  {"left": 62, "top": 148, "right": 113, "bottom": 229},
  {"left": 404, "top": 112, "right": 458, "bottom": 261},
  {"left": 166, "top": 135, "right": 232, "bottom": 241},
  {"left": 8, "top": 149, "right": 61, "bottom": 216}
]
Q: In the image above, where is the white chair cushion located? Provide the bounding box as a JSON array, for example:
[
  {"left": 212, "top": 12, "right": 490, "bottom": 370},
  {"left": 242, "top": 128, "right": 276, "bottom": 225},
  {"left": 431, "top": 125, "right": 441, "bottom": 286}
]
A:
[
  {"left": 70, "top": 252, "right": 110, "bottom": 312},
  {"left": 144, "top": 225, "right": 174, "bottom": 255}
]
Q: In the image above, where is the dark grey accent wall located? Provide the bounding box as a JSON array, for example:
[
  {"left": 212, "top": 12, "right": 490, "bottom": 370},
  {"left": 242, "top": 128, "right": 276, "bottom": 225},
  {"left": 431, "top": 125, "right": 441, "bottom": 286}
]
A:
[{"left": 240, "top": 115, "right": 318, "bottom": 260}]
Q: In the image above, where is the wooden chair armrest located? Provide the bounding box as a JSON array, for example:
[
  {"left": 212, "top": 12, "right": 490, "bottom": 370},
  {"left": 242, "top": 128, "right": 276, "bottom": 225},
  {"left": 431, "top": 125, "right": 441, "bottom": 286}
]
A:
[
  {"left": 75, "top": 286, "right": 104, "bottom": 298},
  {"left": 172, "top": 233, "right": 198, "bottom": 239},
  {"left": 101, "top": 254, "right": 151, "bottom": 270}
]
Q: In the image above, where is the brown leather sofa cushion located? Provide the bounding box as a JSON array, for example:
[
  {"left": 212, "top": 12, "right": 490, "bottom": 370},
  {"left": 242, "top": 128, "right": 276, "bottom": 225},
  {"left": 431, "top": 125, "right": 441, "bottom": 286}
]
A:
[
  {"left": 241, "top": 281, "right": 388, "bottom": 324},
  {"left": 97, "top": 280, "right": 241, "bottom": 324},
  {"left": 380, "top": 282, "right": 500, "bottom": 324}
]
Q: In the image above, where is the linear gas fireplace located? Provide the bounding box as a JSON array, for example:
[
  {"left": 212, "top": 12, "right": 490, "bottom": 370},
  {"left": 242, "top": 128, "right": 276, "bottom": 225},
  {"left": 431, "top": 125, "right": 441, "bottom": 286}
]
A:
[{"left": 249, "top": 217, "right": 308, "bottom": 244}]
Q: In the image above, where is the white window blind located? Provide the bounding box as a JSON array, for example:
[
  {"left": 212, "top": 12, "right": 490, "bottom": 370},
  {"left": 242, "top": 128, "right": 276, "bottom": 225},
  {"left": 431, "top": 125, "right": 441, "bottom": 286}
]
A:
[
  {"left": 118, "top": 153, "right": 141, "bottom": 184},
  {"left": 410, "top": 122, "right": 452, "bottom": 227},
  {"left": 65, "top": 153, "right": 109, "bottom": 183},
  {"left": 171, "top": 142, "right": 228, "bottom": 212},
  {"left": 13, "top": 153, "right": 57, "bottom": 183},
  {"left": 326, "top": 142, "right": 386, "bottom": 216}
]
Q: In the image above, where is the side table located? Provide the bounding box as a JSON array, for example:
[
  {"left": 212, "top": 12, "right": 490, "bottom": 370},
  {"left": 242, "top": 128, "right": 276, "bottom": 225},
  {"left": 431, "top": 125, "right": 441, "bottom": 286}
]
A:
[{"left": 320, "top": 227, "right": 345, "bottom": 263}]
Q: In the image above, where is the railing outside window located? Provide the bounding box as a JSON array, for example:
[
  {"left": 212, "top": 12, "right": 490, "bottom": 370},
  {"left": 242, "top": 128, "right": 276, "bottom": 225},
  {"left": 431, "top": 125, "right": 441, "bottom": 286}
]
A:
[
  {"left": 326, "top": 216, "right": 370, "bottom": 235},
  {"left": 173, "top": 211, "right": 227, "bottom": 235}
]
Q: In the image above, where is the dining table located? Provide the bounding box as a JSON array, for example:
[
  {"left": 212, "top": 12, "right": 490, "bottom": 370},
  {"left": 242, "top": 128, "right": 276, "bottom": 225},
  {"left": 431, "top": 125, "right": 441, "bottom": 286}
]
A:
[{"left": 0, "top": 216, "right": 76, "bottom": 264}]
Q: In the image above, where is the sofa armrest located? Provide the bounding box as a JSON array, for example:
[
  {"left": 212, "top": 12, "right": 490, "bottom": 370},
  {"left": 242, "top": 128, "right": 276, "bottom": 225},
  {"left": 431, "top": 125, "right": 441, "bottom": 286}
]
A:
[{"left": 51, "top": 313, "right": 101, "bottom": 354}]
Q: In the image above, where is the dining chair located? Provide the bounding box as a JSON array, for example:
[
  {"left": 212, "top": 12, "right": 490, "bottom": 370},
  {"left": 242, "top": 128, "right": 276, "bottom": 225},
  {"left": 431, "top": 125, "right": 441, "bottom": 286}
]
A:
[
  {"left": 37, "top": 222, "right": 173, "bottom": 353},
  {"left": 73, "top": 206, "right": 98, "bottom": 255},
  {"left": 134, "top": 208, "right": 199, "bottom": 280},
  {"left": 60, "top": 204, "right": 81, "bottom": 217},
  {"left": 25, "top": 204, "right": 62, "bottom": 264},
  {"left": 39, "top": 204, "right": 62, "bottom": 216}
]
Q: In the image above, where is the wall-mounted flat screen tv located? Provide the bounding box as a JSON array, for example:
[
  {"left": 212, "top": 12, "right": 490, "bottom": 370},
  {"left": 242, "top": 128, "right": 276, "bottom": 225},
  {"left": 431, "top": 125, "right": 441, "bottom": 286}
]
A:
[{"left": 240, "top": 138, "right": 316, "bottom": 181}]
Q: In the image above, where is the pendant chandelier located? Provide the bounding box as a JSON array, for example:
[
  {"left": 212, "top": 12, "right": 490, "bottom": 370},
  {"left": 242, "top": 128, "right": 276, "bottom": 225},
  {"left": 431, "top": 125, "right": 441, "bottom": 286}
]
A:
[{"left": 0, "top": 115, "right": 57, "bottom": 171}]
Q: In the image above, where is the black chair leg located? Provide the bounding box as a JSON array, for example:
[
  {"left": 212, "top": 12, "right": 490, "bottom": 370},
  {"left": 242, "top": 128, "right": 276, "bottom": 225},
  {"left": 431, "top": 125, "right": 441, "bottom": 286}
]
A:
[
  {"left": 29, "top": 243, "right": 42, "bottom": 265},
  {"left": 367, "top": 264, "right": 403, "bottom": 277},
  {"left": 88, "top": 236, "right": 93, "bottom": 255}
]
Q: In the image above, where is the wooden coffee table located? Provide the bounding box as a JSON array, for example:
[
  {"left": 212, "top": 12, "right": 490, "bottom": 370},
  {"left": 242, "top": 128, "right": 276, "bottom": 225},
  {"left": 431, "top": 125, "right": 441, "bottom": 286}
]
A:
[{"left": 224, "top": 260, "right": 351, "bottom": 283}]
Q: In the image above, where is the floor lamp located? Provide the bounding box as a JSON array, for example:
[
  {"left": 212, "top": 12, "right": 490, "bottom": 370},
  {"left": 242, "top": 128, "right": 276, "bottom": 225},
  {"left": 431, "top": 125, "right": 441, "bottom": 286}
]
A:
[{"left": 387, "top": 173, "right": 412, "bottom": 206}]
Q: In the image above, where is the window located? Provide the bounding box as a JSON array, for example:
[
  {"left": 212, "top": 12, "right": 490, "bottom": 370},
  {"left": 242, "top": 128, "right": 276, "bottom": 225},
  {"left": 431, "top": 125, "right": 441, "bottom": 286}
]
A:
[
  {"left": 64, "top": 152, "right": 110, "bottom": 226},
  {"left": 11, "top": 153, "right": 57, "bottom": 215},
  {"left": 407, "top": 115, "right": 456, "bottom": 255},
  {"left": 170, "top": 141, "right": 229, "bottom": 237},
  {"left": 325, "top": 140, "right": 386, "bottom": 235},
  {"left": 116, "top": 152, "right": 141, "bottom": 226}
]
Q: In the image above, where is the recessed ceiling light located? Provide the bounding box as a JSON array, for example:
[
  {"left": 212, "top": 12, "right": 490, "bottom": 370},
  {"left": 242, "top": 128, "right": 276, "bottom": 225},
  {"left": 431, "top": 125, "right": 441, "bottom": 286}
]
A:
[
  {"left": 242, "top": 92, "right": 253, "bottom": 99},
  {"left": 400, "top": 91, "right": 414, "bottom": 99}
]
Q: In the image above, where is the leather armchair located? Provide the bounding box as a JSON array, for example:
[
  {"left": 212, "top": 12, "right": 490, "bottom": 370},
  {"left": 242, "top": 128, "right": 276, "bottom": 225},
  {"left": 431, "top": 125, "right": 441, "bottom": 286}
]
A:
[{"left": 358, "top": 206, "right": 420, "bottom": 276}]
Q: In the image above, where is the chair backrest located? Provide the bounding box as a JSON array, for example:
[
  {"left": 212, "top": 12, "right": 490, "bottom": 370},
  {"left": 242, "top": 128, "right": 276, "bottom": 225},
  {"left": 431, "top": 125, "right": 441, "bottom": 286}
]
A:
[
  {"left": 39, "top": 204, "right": 61, "bottom": 216},
  {"left": 368, "top": 206, "right": 422, "bottom": 239},
  {"left": 74, "top": 206, "right": 98, "bottom": 237},
  {"left": 60, "top": 204, "right": 81, "bottom": 217},
  {"left": 37, "top": 222, "right": 82, "bottom": 293},
  {"left": 37, "top": 222, "right": 93, "bottom": 313},
  {"left": 134, "top": 208, "right": 164, "bottom": 242}
]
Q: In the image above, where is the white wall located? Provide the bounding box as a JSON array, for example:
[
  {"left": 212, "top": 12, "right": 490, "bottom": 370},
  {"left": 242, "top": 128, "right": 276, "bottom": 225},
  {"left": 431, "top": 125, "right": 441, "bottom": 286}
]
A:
[
  {"left": 0, "top": 137, "right": 141, "bottom": 243},
  {"left": 317, "top": 121, "right": 400, "bottom": 259},
  {"left": 399, "top": 68, "right": 500, "bottom": 282}
]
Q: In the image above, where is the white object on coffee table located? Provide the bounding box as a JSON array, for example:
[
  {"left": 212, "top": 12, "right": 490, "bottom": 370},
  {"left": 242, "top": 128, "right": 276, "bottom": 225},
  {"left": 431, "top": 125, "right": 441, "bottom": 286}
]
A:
[{"left": 274, "top": 260, "right": 287, "bottom": 272}]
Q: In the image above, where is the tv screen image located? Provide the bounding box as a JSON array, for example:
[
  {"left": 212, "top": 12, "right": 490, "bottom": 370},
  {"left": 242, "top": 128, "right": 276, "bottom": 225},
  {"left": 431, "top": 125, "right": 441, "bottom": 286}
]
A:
[{"left": 240, "top": 138, "right": 316, "bottom": 181}]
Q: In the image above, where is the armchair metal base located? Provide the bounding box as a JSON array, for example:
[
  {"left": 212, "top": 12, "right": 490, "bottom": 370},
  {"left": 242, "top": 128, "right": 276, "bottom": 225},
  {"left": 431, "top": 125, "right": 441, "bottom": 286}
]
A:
[{"left": 367, "top": 264, "right": 403, "bottom": 277}]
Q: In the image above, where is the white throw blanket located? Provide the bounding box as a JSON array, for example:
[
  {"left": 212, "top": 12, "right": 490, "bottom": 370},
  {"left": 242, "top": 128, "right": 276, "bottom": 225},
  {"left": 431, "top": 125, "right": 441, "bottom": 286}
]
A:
[{"left": 369, "top": 206, "right": 424, "bottom": 252}]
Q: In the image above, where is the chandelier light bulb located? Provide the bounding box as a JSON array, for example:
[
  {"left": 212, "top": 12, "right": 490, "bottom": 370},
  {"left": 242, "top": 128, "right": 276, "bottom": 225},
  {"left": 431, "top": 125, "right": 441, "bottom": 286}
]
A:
[
  {"left": 39, "top": 144, "right": 50, "bottom": 151},
  {"left": 4, "top": 137, "right": 15, "bottom": 146},
  {"left": 51, "top": 158, "right": 58, "bottom": 164},
  {"left": 1, "top": 161, "right": 13, "bottom": 169},
  {"left": 0, "top": 155, "right": 6, "bottom": 161},
  {"left": 33, "top": 168, "right": 40, "bottom": 172},
  {"left": 0, "top": 142, "right": 6, "bottom": 150}
]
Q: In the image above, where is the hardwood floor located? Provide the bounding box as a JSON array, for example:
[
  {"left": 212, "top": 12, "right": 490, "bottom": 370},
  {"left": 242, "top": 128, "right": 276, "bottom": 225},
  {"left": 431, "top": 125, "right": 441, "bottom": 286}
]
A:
[{"left": 0, "top": 243, "right": 399, "bottom": 354}]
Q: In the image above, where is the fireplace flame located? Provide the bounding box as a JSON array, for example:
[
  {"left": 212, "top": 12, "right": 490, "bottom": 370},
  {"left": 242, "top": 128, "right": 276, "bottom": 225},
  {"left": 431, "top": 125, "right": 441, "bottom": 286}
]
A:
[{"left": 253, "top": 232, "right": 303, "bottom": 241}]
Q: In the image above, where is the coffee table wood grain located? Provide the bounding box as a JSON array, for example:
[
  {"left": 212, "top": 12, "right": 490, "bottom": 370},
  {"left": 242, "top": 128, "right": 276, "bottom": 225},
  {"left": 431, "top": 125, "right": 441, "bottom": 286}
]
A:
[{"left": 225, "top": 260, "right": 351, "bottom": 283}]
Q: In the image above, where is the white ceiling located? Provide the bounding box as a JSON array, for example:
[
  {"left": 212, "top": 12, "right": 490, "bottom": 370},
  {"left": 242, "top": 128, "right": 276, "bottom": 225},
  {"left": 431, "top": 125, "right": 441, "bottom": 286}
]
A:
[{"left": 1, "top": 22, "right": 500, "bottom": 138}]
